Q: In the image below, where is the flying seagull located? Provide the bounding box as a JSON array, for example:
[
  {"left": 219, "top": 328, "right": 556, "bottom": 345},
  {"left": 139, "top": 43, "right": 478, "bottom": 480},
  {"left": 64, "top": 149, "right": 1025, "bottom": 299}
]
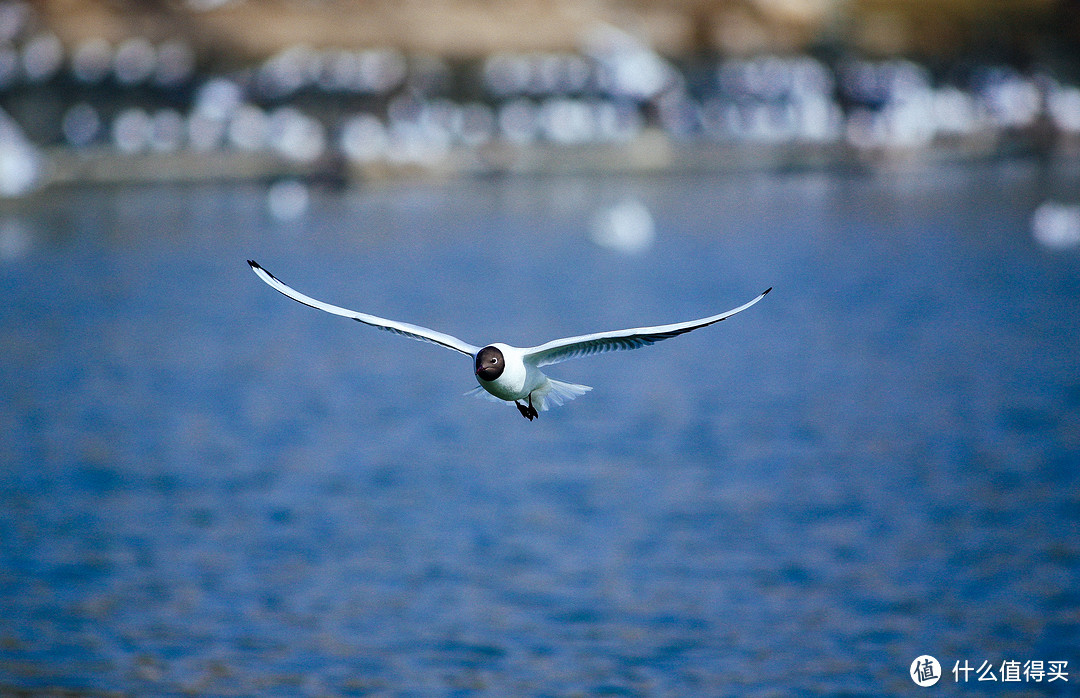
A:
[{"left": 248, "top": 260, "right": 770, "bottom": 420}]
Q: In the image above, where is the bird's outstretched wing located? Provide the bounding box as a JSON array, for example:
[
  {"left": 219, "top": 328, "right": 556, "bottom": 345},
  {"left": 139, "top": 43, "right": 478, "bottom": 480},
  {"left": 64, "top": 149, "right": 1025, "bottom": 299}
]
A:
[
  {"left": 248, "top": 261, "right": 480, "bottom": 356},
  {"left": 524, "top": 288, "right": 771, "bottom": 367}
]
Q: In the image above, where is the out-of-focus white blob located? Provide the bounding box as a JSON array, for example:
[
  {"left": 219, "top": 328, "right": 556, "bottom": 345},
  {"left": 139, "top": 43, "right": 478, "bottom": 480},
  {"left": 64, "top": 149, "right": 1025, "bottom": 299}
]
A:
[
  {"left": 114, "top": 37, "right": 156, "bottom": 86},
  {"left": 112, "top": 107, "right": 152, "bottom": 154},
  {"left": 594, "top": 99, "right": 643, "bottom": 142},
  {"left": 340, "top": 113, "right": 388, "bottom": 163},
  {"left": 0, "top": 107, "right": 41, "bottom": 197},
  {"left": 590, "top": 198, "right": 655, "bottom": 254},
  {"left": 356, "top": 49, "right": 406, "bottom": 93},
  {"left": 457, "top": 102, "right": 496, "bottom": 146},
  {"left": 932, "top": 86, "right": 981, "bottom": 136},
  {"left": 187, "top": 111, "right": 226, "bottom": 152},
  {"left": 62, "top": 102, "right": 102, "bottom": 147},
  {"left": 1032, "top": 201, "right": 1080, "bottom": 250},
  {"left": 149, "top": 109, "right": 185, "bottom": 153},
  {"left": 267, "top": 107, "right": 326, "bottom": 163},
  {"left": 227, "top": 104, "right": 268, "bottom": 152},
  {"left": 193, "top": 78, "right": 243, "bottom": 121},
  {"left": 1048, "top": 86, "right": 1080, "bottom": 133},
  {"left": 71, "top": 38, "right": 112, "bottom": 84},
  {"left": 0, "top": 2, "right": 30, "bottom": 43},
  {"left": 257, "top": 44, "right": 318, "bottom": 98},
  {"left": 21, "top": 32, "right": 62, "bottom": 83},
  {"left": 538, "top": 98, "right": 595, "bottom": 143},
  {"left": 497, "top": 99, "right": 539, "bottom": 144},
  {"left": 267, "top": 179, "right": 310, "bottom": 222},
  {"left": 979, "top": 70, "right": 1041, "bottom": 129},
  {"left": 583, "top": 24, "right": 679, "bottom": 101}
]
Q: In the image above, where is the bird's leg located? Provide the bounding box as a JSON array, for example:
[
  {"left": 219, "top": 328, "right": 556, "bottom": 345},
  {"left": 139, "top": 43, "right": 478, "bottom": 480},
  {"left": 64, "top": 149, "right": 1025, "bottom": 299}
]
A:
[{"left": 515, "top": 395, "right": 538, "bottom": 420}]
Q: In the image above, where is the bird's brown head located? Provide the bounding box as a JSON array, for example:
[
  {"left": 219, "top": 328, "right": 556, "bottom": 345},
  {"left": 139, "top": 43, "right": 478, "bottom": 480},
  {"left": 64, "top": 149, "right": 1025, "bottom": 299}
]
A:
[{"left": 474, "top": 345, "right": 505, "bottom": 381}]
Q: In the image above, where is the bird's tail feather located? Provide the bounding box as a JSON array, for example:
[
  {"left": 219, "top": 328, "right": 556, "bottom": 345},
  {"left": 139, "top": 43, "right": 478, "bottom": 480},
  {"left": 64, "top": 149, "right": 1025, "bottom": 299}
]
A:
[
  {"left": 464, "top": 379, "right": 592, "bottom": 411},
  {"left": 533, "top": 378, "right": 592, "bottom": 411},
  {"left": 464, "top": 385, "right": 505, "bottom": 404}
]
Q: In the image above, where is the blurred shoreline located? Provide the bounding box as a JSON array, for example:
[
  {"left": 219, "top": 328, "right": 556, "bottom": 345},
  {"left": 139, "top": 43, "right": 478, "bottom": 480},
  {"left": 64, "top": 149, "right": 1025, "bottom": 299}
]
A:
[
  {"left": 6, "top": 47, "right": 1080, "bottom": 198},
  {"left": 3, "top": 1, "right": 1080, "bottom": 196},
  {"left": 34, "top": 127, "right": 1080, "bottom": 191}
]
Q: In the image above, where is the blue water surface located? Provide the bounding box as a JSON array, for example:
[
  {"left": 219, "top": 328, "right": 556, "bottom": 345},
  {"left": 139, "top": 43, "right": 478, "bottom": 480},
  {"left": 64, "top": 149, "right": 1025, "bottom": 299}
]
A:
[{"left": 0, "top": 160, "right": 1078, "bottom": 695}]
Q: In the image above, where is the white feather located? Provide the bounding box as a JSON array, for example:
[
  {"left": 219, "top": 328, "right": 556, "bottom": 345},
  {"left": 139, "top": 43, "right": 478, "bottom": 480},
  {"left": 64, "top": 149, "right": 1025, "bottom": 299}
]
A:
[
  {"left": 248, "top": 261, "right": 479, "bottom": 356},
  {"left": 524, "top": 288, "right": 771, "bottom": 367},
  {"left": 249, "top": 260, "right": 769, "bottom": 417}
]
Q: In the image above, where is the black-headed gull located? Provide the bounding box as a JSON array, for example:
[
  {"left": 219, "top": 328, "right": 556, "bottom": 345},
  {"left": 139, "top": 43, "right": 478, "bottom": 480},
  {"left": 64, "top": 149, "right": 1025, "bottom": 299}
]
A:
[{"left": 249, "top": 261, "right": 770, "bottom": 420}]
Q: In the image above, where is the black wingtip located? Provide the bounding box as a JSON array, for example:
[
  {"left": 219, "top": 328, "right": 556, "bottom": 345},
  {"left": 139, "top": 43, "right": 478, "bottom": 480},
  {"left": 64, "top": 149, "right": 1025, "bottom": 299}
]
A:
[
  {"left": 763, "top": 287, "right": 772, "bottom": 295},
  {"left": 248, "top": 260, "right": 276, "bottom": 280}
]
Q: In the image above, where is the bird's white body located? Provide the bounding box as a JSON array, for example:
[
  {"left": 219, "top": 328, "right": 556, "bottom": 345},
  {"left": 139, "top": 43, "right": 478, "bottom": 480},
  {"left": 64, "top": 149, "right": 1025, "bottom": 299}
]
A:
[
  {"left": 477, "top": 343, "right": 530, "bottom": 400},
  {"left": 248, "top": 260, "right": 769, "bottom": 420},
  {"left": 468, "top": 342, "right": 591, "bottom": 414}
]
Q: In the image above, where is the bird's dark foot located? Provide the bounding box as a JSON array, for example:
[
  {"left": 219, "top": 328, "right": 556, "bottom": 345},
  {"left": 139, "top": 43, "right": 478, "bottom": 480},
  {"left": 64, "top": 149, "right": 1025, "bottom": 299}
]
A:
[{"left": 515, "top": 397, "right": 538, "bottom": 420}]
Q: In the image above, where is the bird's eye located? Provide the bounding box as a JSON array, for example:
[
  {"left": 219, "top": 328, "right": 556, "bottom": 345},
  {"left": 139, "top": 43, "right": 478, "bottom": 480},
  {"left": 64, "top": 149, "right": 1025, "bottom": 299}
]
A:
[{"left": 490, "top": 357, "right": 498, "bottom": 364}]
